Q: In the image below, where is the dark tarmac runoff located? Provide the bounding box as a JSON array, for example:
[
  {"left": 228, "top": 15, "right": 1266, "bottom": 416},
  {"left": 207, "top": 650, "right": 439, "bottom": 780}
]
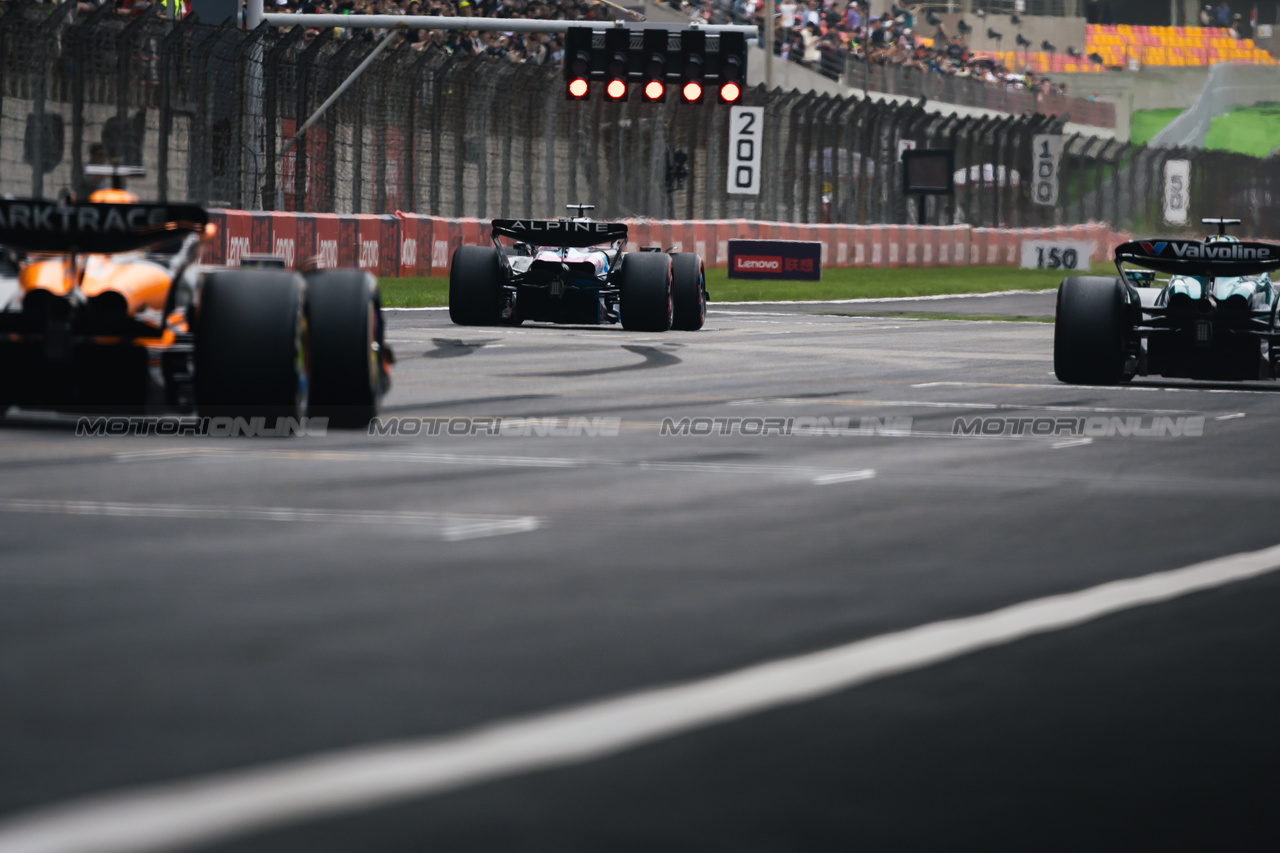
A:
[{"left": 0, "top": 294, "right": 1277, "bottom": 852}]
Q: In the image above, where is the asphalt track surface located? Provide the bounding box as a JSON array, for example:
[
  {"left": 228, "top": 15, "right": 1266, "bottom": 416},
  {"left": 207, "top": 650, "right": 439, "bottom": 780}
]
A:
[{"left": 1, "top": 293, "right": 1278, "bottom": 851}]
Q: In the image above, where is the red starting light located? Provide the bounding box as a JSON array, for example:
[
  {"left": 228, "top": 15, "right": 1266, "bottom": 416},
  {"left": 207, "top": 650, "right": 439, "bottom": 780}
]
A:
[
  {"left": 718, "top": 81, "right": 741, "bottom": 103},
  {"left": 606, "top": 79, "right": 627, "bottom": 100},
  {"left": 568, "top": 78, "right": 589, "bottom": 99},
  {"left": 644, "top": 80, "right": 665, "bottom": 100},
  {"left": 681, "top": 81, "right": 703, "bottom": 102}
]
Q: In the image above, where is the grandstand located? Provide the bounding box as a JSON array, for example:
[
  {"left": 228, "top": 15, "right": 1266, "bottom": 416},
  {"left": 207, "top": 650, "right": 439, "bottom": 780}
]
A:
[
  {"left": 975, "top": 24, "right": 1275, "bottom": 74},
  {"left": 1087, "top": 24, "right": 1277, "bottom": 67}
]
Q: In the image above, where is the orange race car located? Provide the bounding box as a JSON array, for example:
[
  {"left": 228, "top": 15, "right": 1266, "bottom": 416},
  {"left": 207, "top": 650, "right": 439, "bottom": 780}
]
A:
[{"left": 0, "top": 173, "right": 391, "bottom": 431}]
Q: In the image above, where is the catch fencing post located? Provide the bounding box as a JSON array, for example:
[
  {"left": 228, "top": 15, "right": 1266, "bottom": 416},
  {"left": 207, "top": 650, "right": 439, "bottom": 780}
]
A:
[
  {"left": 291, "top": 27, "right": 334, "bottom": 212},
  {"left": 71, "top": 0, "right": 117, "bottom": 199},
  {"left": 158, "top": 12, "right": 201, "bottom": 203},
  {"left": 261, "top": 25, "right": 305, "bottom": 210},
  {"left": 29, "top": 0, "right": 76, "bottom": 199},
  {"left": 0, "top": 0, "right": 36, "bottom": 178}
]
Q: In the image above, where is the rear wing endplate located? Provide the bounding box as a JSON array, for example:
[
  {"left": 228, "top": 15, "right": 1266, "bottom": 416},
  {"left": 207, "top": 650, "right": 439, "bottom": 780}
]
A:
[
  {"left": 0, "top": 199, "right": 208, "bottom": 254},
  {"left": 1114, "top": 239, "right": 1280, "bottom": 278},
  {"left": 492, "top": 218, "right": 627, "bottom": 248}
]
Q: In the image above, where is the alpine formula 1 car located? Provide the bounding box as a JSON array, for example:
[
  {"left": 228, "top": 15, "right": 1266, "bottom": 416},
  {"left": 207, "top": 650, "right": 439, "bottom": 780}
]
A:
[
  {"left": 0, "top": 182, "right": 391, "bottom": 428},
  {"left": 1055, "top": 218, "right": 1280, "bottom": 384},
  {"left": 448, "top": 205, "right": 706, "bottom": 332}
]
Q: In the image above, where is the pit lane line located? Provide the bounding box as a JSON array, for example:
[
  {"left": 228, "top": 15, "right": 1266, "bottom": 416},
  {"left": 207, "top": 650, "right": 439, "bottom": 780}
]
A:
[{"left": 4, "top": 541, "right": 1280, "bottom": 853}]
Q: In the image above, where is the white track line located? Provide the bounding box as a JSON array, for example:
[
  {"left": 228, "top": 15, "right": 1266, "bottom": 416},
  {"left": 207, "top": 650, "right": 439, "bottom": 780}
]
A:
[
  {"left": 386, "top": 293, "right": 1050, "bottom": 312},
  {"left": 112, "top": 449, "right": 874, "bottom": 484},
  {"left": 918, "top": 380, "right": 1280, "bottom": 396},
  {"left": 0, "top": 500, "right": 539, "bottom": 542},
  {"left": 812, "top": 470, "right": 877, "bottom": 485},
  {"left": 712, "top": 289, "right": 1052, "bottom": 306},
  {"left": 3, "top": 541, "right": 1280, "bottom": 853},
  {"left": 385, "top": 294, "right": 1050, "bottom": 312}
]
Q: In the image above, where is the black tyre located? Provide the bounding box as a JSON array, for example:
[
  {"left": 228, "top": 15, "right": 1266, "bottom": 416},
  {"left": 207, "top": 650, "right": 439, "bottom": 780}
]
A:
[
  {"left": 1054, "top": 276, "right": 1129, "bottom": 385},
  {"left": 449, "top": 246, "right": 503, "bottom": 326},
  {"left": 619, "top": 252, "right": 673, "bottom": 332},
  {"left": 671, "top": 252, "right": 706, "bottom": 331},
  {"left": 306, "top": 269, "right": 385, "bottom": 428},
  {"left": 195, "top": 270, "right": 308, "bottom": 426}
]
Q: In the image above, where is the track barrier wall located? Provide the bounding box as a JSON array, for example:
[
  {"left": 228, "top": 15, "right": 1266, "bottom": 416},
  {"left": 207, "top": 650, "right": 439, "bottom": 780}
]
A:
[{"left": 204, "top": 212, "right": 1122, "bottom": 278}]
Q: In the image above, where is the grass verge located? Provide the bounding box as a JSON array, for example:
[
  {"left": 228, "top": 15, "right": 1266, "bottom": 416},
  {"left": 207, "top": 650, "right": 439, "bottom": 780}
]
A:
[
  {"left": 705, "top": 265, "right": 1108, "bottom": 301},
  {"left": 1130, "top": 108, "right": 1184, "bottom": 147},
  {"left": 1204, "top": 104, "right": 1280, "bottom": 159},
  {"left": 380, "top": 264, "right": 1105, "bottom": 308},
  {"left": 380, "top": 277, "right": 449, "bottom": 308}
]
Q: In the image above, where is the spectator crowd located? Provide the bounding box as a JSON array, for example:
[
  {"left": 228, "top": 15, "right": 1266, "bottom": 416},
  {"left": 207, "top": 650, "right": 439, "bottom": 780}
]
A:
[
  {"left": 662, "top": 0, "right": 1072, "bottom": 98},
  {"left": 258, "top": 0, "right": 614, "bottom": 62}
]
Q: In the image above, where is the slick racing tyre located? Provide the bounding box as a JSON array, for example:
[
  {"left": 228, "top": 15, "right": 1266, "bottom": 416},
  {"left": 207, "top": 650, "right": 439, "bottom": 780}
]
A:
[
  {"left": 670, "top": 252, "right": 707, "bottom": 331},
  {"left": 306, "top": 269, "right": 385, "bottom": 428},
  {"left": 449, "top": 246, "right": 504, "bottom": 326},
  {"left": 619, "top": 252, "right": 673, "bottom": 332},
  {"left": 1054, "top": 276, "right": 1129, "bottom": 385},
  {"left": 195, "top": 270, "right": 308, "bottom": 426}
]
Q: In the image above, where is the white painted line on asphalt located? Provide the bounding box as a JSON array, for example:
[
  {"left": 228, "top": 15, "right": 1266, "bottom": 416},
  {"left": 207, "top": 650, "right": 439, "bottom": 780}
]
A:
[
  {"left": 923, "top": 380, "right": 1280, "bottom": 396},
  {"left": 812, "top": 469, "right": 876, "bottom": 485},
  {"left": 385, "top": 306, "right": 449, "bottom": 311},
  {"left": 5, "top": 541, "right": 1280, "bottom": 853},
  {"left": 1050, "top": 438, "right": 1093, "bottom": 449},
  {"left": 853, "top": 397, "right": 1196, "bottom": 415},
  {"left": 1215, "top": 412, "right": 1246, "bottom": 420},
  {"left": 0, "top": 500, "right": 540, "bottom": 542},
  {"left": 712, "top": 290, "right": 1052, "bottom": 306},
  {"left": 110, "top": 448, "right": 861, "bottom": 484}
]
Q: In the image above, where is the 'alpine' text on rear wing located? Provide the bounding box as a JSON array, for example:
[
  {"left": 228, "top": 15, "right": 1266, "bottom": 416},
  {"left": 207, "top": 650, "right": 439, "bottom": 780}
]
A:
[{"left": 491, "top": 219, "right": 628, "bottom": 249}]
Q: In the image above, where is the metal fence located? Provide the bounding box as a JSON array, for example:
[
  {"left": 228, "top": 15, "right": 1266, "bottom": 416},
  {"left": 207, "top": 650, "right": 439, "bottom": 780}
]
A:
[{"left": 3, "top": 4, "right": 1279, "bottom": 236}]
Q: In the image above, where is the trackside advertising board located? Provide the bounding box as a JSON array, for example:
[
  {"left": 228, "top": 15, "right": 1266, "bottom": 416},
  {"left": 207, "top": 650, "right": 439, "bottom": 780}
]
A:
[{"left": 727, "top": 239, "right": 822, "bottom": 281}]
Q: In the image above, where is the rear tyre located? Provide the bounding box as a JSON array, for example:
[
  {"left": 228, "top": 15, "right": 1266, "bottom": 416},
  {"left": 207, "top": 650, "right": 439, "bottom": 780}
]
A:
[
  {"left": 195, "top": 270, "right": 308, "bottom": 427},
  {"left": 306, "top": 269, "right": 384, "bottom": 428},
  {"left": 671, "top": 252, "right": 706, "bottom": 331},
  {"left": 1054, "top": 276, "right": 1128, "bottom": 385},
  {"left": 619, "top": 252, "right": 673, "bottom": 332},
  {"left": 449, "top": 246, "right": 503, "bottom": 326}
]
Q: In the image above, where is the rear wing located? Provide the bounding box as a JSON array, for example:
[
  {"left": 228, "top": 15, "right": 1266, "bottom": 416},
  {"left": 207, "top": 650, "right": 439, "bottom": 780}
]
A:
[
  {"left": 1115, "top": 239, "right": 1280, "bottom": 278},
  {"left": 0, "top": 199, "right": 208, "bottom": 254},
  {"left": 491, "top": 218, "right": 627, "bottom": 249}
]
